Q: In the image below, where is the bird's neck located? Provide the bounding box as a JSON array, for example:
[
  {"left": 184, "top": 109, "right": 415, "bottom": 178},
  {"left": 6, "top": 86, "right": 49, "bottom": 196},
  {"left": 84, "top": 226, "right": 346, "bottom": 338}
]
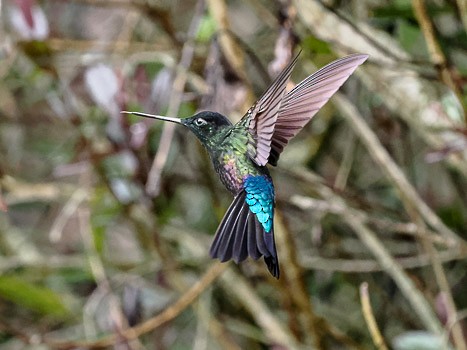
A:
[{"left": 197, "top": 126, "right": 232, "bottom": 154}]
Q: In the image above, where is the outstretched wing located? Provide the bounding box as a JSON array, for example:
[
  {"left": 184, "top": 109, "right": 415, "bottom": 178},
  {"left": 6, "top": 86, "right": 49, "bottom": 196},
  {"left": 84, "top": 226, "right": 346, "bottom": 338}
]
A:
[
  {"left": 268, "top": 53, "right": 369, "bottom": 165},
  {"left": 209, "top": 175, "right": 279, "bottom": 278},
  {"left": 235, "top": 53, "right": 300, "bottom": 167}
]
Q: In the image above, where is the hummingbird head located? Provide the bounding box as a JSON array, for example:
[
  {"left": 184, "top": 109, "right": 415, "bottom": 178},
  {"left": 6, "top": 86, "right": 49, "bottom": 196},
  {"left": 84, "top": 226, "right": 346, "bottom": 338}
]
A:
[
  {"left": 181, "top": 111, "right": 232, "bottom": 145},
  {"left": 121, "top": 110, "right": 233, "bottom": 149}
]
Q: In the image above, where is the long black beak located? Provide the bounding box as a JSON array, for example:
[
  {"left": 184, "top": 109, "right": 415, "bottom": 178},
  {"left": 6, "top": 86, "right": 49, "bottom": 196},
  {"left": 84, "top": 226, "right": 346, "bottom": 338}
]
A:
[{"left": 121, "top": 111, "right": 182, "bottom": 124}]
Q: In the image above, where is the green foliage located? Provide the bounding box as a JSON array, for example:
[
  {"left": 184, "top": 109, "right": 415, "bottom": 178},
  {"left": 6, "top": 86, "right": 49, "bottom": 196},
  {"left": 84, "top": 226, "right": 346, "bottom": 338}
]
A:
[
  {"left": 396, "top": 20, "right": 428, "bottom": 57},
  {"left": 301, "top": 36, "right": 332, "bottom": 55},
  {"left": 0, "top": 275, "right": 69, "bottom": 318},
  {"left": 197, "top": 14, "right": 217, "bottom": 42},
  {"left": 90, "top": 186, "right": 125, "bottom": 253}
]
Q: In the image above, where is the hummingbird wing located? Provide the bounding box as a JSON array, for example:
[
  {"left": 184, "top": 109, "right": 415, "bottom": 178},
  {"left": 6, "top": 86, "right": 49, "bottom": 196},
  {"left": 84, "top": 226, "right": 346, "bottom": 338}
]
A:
[
  {"left": 238, "top": 53, "right": 368, "bottom": 167},
  {"left": 240, "top": 53, "right": 300, "bottom": 166},
  {"left": 210, "top": 175, "right": 279, "bottom": 278},
  {"left": 267, "top": 53, "right": 369, "bottom": 165}
]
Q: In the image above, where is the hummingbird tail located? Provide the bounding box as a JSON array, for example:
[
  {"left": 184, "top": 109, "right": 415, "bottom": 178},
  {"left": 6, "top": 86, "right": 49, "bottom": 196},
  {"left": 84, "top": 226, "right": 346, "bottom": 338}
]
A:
[
  {"left": 210, "top": 191, "right": 280, "bottom": 278},
  {"left": 264, "top": 255, "right": 279, "bottom": 279}
]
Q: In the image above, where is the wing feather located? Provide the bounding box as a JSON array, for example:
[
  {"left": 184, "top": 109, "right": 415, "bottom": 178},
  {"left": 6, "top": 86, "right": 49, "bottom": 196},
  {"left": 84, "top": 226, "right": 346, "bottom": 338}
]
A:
[
  {"left": 238, "top": 53, "right": 301, "bottom": 166},
  {"left": 231, "top": 53, "right": 368, "bottom": 167},
  {"left": 268, "top": 53, "right": 368, "bottom": 165}
]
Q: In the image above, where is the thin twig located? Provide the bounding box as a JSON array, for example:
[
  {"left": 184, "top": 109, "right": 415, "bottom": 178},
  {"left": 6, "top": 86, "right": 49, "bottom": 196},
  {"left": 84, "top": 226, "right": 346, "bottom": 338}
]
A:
[
  {"left": 43, "top": 262, "right": 227, "bottom": 349},
  {"left": 206, "top": 0, "right": 245, "bottom": 80},
  {"left": 359, "top": 282, "right": 389, "bottom": 350},
  {"left": 334, "top": 132, "right": 356, "bottom": 190},
  {"left": 275, "top": 212, "right": 323, "bottom": 349},
  {"left": 299, "top": 250, "right": 467, "bottom": 273},
  {"left": 288, "top": 168, "right": 445, "bottom": 335},
  {"left": 445, "top": 308, "right": 467, "bottom": 344},
  {"left": 289, "top": 195, "right": 448, "bottom": 246},
  {"left": 145, "top": 0, "right": 205, "bottom": 196},
  {"left": 220, "top": 269, "right": 302, "bottom": 349},
  {"left": 334, "top": 93, "right": 463, "bottom": 246},
  {"left": 419, "top": 225, "right": 467, "bottom": 350},
  {"left": 342, "top": 206, "right": 444, "bottom": 335},
  {"left": 195, "top": 292, "right": 243, "bottom": 350},
  {"left": 456, "top": 0, "right": 467, "bottom": 32},
  {"left": 49, "top": 189, "right": 88, "bottom": 242},
  {"left": 412, "top": 0, "right": 465, "bottom": 121},
  {"left": 206, "top": 0, "right": 255, "bottom": 109},
  {"left": 77, "top": 172, "right": 141, "bottom": 348},
  {"left": 45, "top": 38, "right": 174, "bottom": 53},
  {"left": 294, "top": 0, "right": 467, "bottom": 179}
]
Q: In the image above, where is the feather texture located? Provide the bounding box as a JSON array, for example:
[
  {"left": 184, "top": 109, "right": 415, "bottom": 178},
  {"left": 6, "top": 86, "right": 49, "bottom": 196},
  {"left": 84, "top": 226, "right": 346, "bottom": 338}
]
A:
[
  {"left": 209, "top": 175, "right": 279, "bottom": 278},
  {"left": 238, "top": 53, "right": 368, "bottom": 167},
  {"left": 268, "top": 53, "right": 369, "bottom": 165},
  {"left": 125, "top": 53, "right": 367, "bottom": 279},
  {"left": 245, "top": 54, "right": 300, "bottom": 166}
]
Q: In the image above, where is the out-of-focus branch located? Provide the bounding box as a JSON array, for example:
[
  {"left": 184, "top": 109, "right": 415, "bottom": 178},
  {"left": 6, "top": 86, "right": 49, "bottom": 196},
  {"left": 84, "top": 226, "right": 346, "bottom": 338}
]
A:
[
  {"left": 412, "top": 0, "right": 465, "bottom": 121},
  {"left": 340, "top": 201, "right": 444, "bottom": 335},
  {"left": 161, "top": 226, "right": 302, "bottom": 348},
  {"left": 1, "top": 176, "right": 77, "bottom": 204},
  {"left": 276, "top": 211, "right": 364, "bottom": 350},
  {"left": 77, "top": 171, "right": 139, "bottom": 348},
  {"left": 220, "top": 268, "right": 302, "bottom": 349},
  {"left": 289, "top": 195, "right": 449, "bottom": 245},
  {"left": 206, "top": 0, "right": 255, "bottom": 109},
  {"left": 299, "top": 249, "right": 467, "bottom": 273},
  {"left": 420, "top": 232, "right": 467, "bottom": 350},
  {"left": 457, "top": 0, "right": 467, "bottom": 32},
  {"left": 288, "top": 168, "right": 444, "bottom": 335},
  {"left": 268, "top": 0, "right": 296, "bottom": 77},
  {"left": 317, "top": 91, "right": 465, "bottom": 338},
  {"left": 49, "top": 188, "right": 88, "bottom": 242},
  {"left": 0, "top": 255, "right": 86, "bottom": 272},
  {"left": 45, "top": 38, "right": 174, "bottom": 53},
  {"left": 360, "top": 282, "right": 388, "bottom": 350},
  {"left": 334, "top": 93, "right": 463, "bottom": 246},
  {"left": 43, "top": 262, "right": 227, "bottom": 349},
  {"left": 294, "top": 0, "right": 467, "bottom": 179},
  {"left": 275, "top": 212, "right": 323, "bottom": 349},
  {"left": 411, "top": 0, "right": 446, "bottom": 66},
  {"left": 206, "top": 0, "right": 244, "bottom": 78},
  {"left": 145, "top": 0, "right": 205, "bottom": 196}
]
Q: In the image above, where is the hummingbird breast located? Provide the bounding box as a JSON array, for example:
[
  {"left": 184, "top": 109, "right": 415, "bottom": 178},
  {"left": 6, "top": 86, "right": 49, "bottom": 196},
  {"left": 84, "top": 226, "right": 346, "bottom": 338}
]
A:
[{"left": 213, "top": 150, "right": 268, "bottom": 195}]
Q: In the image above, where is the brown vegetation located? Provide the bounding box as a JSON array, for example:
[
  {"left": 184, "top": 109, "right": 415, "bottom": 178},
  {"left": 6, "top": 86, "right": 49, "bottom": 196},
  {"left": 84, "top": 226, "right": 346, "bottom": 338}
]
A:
[{"left": 0, "top": 0, "right": 466, "bottom": 349}]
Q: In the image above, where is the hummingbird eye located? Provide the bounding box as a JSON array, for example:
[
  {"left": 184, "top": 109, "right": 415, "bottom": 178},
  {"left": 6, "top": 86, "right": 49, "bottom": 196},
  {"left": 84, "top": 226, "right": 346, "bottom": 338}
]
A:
[{"left": 194, "top": 118, "right": 207, "bottom": 126}]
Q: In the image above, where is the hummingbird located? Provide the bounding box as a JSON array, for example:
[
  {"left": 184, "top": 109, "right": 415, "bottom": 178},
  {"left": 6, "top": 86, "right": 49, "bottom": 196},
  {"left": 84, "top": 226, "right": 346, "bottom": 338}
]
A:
[{"left": 123, "top": 52, "right": 368, "bottom": 278}]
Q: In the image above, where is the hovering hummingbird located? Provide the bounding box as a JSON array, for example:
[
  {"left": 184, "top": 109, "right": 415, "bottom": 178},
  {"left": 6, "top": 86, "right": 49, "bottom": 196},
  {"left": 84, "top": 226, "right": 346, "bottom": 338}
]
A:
[{"left": 123, "top": 52, "right": 368, "bottom": 278}]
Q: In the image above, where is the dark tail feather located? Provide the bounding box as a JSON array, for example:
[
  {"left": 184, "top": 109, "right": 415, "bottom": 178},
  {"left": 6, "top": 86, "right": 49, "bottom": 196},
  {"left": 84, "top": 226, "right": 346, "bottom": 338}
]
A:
[
  {"left": 232, "top": 207, "right": 249, "bottom": 262},
  {"left": 210, "top": 194, "right": 245, "bottom": 262},
  {"left": 209, "top": 191, "right": 280, "bottom": 278},
  {"left": 264, "top": 244, "right": 279, "bottom": 278},
  {"left": 247, "top": 212, "right": 261, "bottom": 260}
]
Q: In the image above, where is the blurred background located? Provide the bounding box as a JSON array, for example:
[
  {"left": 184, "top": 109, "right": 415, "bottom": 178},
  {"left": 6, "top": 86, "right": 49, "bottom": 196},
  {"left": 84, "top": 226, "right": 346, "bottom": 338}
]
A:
[{"left": 1, "top": 0, "right": 467, "bottom": 349}]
